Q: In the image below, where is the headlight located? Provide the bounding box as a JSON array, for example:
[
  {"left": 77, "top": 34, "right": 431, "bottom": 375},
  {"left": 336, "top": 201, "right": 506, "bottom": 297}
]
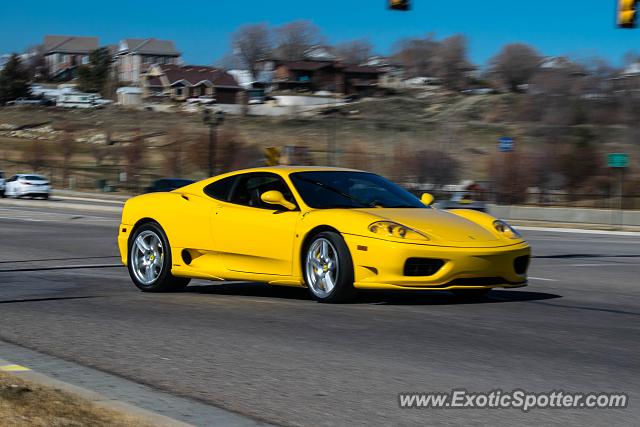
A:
[
  {"left": 493, "top": 220, "right": 521, "bottom": 239},
  {"left": 368, "top": 221, "right": 429, "bottom": 241}
]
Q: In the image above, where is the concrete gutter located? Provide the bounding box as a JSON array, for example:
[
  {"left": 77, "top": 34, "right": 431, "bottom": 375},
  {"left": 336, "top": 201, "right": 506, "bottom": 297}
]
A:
[{"left": 488, "top": 204, "right": 640, "bottom": 227}]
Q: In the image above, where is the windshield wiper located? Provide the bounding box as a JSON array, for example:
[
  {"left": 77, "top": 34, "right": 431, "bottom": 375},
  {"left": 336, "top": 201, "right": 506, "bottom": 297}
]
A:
[{"left": 296, "top": 177, "right": 372, "bottom": 208}]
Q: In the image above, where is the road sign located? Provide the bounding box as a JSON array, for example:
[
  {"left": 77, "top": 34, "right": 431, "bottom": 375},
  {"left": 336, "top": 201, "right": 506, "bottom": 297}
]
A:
[
  {"left": 498, "top": 137, "right": 514, "bottom": 152},
  {"left": 608, "top": 153, "right": 629, "bottom": 168}
]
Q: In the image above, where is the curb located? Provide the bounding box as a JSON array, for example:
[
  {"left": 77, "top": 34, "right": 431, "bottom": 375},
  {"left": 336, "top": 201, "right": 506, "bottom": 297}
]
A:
[{"left": 0, "top": 358, "right": 193, "bottom": 427}]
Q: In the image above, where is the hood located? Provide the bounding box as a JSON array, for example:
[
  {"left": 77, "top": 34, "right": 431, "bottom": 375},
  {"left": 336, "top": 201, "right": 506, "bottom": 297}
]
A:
[{"left": 356, "top": 208, "right": 506, "bottom": 247}]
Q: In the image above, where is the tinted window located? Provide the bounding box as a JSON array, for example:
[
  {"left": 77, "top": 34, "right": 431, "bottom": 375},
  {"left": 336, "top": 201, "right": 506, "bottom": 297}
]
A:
[
  {"left": 24, "top": 175, "right": 46, "bottom": 181},
  {"left": 290, "top": 171, "right": 425, "bottom": 209},
  {"left": 228, "top": 173, "right": 296, "bottom": 209},
  {"left": 204, "top": 176, "right": 236, "bottom": 201}
]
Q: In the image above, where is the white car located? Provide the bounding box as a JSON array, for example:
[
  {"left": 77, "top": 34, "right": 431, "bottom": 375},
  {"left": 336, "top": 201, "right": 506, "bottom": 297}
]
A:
[
  {"left": 0, "top": 171, "right": 5, "bottom": 198},
  {"left": 4, "top": 174, "right": 51, "bottom": 199}
]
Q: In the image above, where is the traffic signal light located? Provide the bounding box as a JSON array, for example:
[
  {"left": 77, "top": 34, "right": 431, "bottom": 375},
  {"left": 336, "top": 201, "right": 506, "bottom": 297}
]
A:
[
  {"left": 389, "top": 0, "right": 410, "bottom": 11},
  {"left": 618, "top": 0, "right": 638, "bottom": 28},
  {"left": 265, "top": 147, "right": 281, "bottom": 166}
]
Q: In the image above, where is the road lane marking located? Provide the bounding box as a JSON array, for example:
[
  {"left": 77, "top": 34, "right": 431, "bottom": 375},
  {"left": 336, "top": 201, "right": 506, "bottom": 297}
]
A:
[
  {"left": 0, "top": 364, "right": 31, "bottom": 372},
  {"left": 0, "top": 264, "right": 123, "bottom": 273},
  {"left": 567, "top": 263, "right": 616, "bottom": 267},
  {"left": 528, "top": 277, "right": 558, "bottom": 281}
]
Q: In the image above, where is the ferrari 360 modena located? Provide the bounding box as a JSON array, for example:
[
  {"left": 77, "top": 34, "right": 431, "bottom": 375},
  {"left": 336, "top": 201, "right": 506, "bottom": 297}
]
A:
[{"left": 118, "top": 166, "right": 530, "bottom": 302}]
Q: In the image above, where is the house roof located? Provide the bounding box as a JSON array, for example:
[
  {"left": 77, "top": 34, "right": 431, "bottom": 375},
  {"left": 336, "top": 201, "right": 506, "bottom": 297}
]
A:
[
  {"left": 343, "top": 65, "right": 385, "bottom": 74},
  {"left": 278, "top": 61, "right": 337, "bottom": 71},
  {"left": 157, "top": 65, "right": 241, "bottom": 88},
  {"left": 44, "top": 35, "right": 99, "bottom": 54},
  {"left": 120, "top": 38, "right": 180, "bottom": 56}
]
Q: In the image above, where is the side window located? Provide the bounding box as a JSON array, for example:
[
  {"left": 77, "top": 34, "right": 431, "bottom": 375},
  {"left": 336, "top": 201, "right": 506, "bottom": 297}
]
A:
[
  {"left": 228, "top": 173, "right": 296, "bottom": 209},
  {"left": 204, "top": 176, "right": 236, "bottom": 201}
]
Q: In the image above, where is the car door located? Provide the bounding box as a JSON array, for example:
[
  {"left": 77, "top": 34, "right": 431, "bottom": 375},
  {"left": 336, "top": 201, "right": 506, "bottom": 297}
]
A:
[
  {"left": 5, "top": 176, "right": 17, "bottom": 196},
  {"left": 212, "top": 172, "right": 300, "bottom": 276}
]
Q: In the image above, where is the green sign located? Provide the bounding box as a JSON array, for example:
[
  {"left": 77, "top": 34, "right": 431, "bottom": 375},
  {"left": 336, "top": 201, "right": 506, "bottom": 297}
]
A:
[{"left": 608, "top": 153, "right": 629, "bottom": 168}]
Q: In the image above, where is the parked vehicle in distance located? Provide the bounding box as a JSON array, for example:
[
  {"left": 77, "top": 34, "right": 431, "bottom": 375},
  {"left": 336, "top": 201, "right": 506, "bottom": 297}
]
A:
[
  {"left": 436, "top": 192, "right": 487, "bottom": 212},
  {"left": 145, "top": 178, "right": 195, "bottom": 193},
  {"left": 6, "top": 97, "right": 54, "bottom": 106},
  {"left": 56, "top": 93, "right": 105, "bottom": 108},
  {"left": 0, "top": 171, "right": 5, "bottom": 198},
  {"left": 186, "top": 96, "right": 216, "bottom": 105},
  {"left": 4, "top": 174, "right": 51, "bottom": 199}
]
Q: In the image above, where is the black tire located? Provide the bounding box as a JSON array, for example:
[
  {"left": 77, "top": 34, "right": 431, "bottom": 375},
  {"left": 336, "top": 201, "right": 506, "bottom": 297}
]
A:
[
  {"left": 0, "top": 190, "right": 5, "bottom": 198},
  {"left": 42, "top": 194, "right": 49, "bottom": 200},
  {"left": 127, "top": 222, "right": 190, "bottom": 292},
  {"left": 303, "top": 231, "right": 356, "bottom": 303},
  {"left": 452, "top": 289, "right": 491, "bottom": 300}
]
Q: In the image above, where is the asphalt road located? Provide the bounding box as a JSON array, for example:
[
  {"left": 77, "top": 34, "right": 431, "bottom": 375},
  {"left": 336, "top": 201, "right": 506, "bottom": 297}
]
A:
[{"left": 0, "top": 201, "right": 638, "bottom": 426}]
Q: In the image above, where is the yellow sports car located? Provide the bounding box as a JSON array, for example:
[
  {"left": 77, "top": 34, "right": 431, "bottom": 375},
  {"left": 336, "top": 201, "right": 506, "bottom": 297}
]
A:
[{"left": 118, "top": 166, "right": 530, "bottom": 302}]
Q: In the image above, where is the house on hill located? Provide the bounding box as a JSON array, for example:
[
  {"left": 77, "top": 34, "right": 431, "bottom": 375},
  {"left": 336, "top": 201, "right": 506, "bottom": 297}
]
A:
[{"left": 141, "top": 64, "right": 242, "bottom": 104}]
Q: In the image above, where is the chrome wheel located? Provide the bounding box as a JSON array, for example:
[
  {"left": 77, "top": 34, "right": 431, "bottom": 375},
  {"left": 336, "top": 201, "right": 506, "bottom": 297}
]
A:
[
  {"left": 305, "top": 238, "right": 340, "bottom": 298},
  {"left": 131, "top": 230, "right": 164, "bottom": 286}
]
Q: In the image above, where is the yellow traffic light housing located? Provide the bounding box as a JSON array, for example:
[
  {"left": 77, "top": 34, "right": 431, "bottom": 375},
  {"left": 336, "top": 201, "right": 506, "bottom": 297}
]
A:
[
  {"left": 265, "top": 147, "right": 281, "bottom": 166},
  {"left": 389, "top": 0, "right": 410, "bottom": 11},
  {"left": 618, "top": 0, "right": 638, "bottom": 28}
]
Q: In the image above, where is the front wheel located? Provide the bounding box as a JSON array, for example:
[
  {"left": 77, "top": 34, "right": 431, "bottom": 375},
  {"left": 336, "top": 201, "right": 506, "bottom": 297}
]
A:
[
  {"left": 127, "top": 223, "right": 190, "bottom": 292},
  {"left": 303, "top": 231, "right": 355, "bottom": 303}
]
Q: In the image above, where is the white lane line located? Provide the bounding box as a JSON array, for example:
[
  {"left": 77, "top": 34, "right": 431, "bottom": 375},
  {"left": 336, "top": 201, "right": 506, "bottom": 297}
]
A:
[
  {"left": 0, "top": 216, "right": 45, "bottom": 222},
  {"left": 518, "top": 226, "right": 640, "bottom": 237},
  {"left": 567, "top": 263, "right": 617, "bottom": 267},
  {"left": 528, "top": 276, "right": 558, "bottom": 281}
]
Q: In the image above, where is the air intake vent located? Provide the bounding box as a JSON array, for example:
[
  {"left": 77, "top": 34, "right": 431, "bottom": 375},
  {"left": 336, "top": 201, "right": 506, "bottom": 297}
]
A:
[
  {"left": 403, "top": 258, "right": 445, "bottom": 276},
  {"left": 514, "top": 255, "right": 530, "bottom": 275}
]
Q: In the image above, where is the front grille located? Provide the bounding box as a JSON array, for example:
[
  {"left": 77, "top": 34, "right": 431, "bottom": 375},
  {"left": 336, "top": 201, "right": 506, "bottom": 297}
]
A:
[
  {"left": 514, "top": 255, "right": 530, "bottom": 275},
  {"left": 403, "top": 258, "right": 445, "bottom": 277}
]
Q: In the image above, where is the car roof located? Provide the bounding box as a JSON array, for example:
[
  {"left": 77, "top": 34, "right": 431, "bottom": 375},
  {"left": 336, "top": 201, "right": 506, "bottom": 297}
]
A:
[{"left": 226, "top": 166, "right": 363, "bottom": 175}]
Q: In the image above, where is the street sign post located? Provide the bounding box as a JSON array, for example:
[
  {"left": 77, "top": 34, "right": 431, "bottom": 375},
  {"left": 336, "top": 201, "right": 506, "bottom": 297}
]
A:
[
  {"left": 607, "top": 153, "right": 629, "bottom": 226},
  {"left": 608, "top": 153, "right": 629, "bottom": 168},
  {"left": 498, "top": 137, "right": 514, "bottom": 152}
]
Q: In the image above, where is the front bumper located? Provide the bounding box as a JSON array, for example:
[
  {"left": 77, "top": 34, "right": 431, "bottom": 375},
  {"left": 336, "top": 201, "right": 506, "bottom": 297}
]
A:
[{"left": 343, "top": 234, "right": 530, "bottom": 291}]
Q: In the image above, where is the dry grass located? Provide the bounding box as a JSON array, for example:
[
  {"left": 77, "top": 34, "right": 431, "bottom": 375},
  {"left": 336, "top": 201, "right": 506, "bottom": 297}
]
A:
[{"left": 0, "top": 372, "right": 155, "bottom": 427}]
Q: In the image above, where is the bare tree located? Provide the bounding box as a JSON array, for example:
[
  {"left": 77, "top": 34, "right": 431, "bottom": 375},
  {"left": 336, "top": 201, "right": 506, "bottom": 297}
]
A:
[
  {"left": 59, "top": 125, "right": 78, "bottom": 187},
  {"left": 274, "top": 20, "right": 324, "bottom": 61},
  {"left": 124, "top": 133, "right": 145, "bottom": 190},
  {"left": 162, "top": 128, "right": 186, "bottom": 177},
  {"left": 231, "top": 23, "right": 272, "bottom": 77},
  {"left": 432, "top": 35, "right": 473, "bottom": 91},
  {"left": 488, "top": 43, "right": 541, "bottom": 92},
  {"left": 21, "top": 141, "right": 49, "bottom": 172},
  {"left": 334, "top": 39, "right": 373, "bottom": 65},
  {"left": 391, "top": 34, "right": 439, "bottom": 78},
  {"left": 23, "top": 44, "right": 47, "bottom": 81}
]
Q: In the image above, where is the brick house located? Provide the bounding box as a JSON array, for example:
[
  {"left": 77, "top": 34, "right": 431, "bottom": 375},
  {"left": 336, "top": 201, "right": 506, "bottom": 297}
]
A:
[
  {"left": 116, "top": 38, "right": 181, "bottom": 83},
  {"left": 43, "top": 35, "right": 99, "bottom": 80},
  {"left": 141, "top": 64, "right": 242, "bottom": 104},
  {"left": 259, "top": 59, "right": 384, "bottom": 95}
]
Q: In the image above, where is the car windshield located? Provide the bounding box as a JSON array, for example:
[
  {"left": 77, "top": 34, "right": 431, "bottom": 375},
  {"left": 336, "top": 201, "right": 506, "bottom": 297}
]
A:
[{"left": 289, "top": 171, "right": 425, "bottom": 209}]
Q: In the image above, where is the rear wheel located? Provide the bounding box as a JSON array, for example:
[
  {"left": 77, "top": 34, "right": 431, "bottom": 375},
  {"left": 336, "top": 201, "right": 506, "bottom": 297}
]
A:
[
  {"left": 303, "top": 231, "right": 355, "bottom": 303},
  {"left": 127, "top": 223, "right": 190, "bottom": 292}
]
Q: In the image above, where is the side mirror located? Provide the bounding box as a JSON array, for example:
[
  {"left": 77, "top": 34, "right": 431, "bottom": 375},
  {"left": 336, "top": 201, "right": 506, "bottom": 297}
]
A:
[
  {"left": 420, "top": 193, "right": 435, "bottom": 206},
  {"left": 261, "top": 190, "right": 296, "bottom": 211}
]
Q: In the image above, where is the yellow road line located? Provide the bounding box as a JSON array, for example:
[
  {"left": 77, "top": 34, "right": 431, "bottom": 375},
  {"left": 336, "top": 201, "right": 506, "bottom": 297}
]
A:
[{"left": 0, "top": 364, "right": 31, "bottom": 372}]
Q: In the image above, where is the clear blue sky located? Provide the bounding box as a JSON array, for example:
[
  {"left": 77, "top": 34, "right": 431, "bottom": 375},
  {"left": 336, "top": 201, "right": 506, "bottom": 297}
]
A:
[{"left": 1, "top": 0, "right": 638, "bottom": 67}]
